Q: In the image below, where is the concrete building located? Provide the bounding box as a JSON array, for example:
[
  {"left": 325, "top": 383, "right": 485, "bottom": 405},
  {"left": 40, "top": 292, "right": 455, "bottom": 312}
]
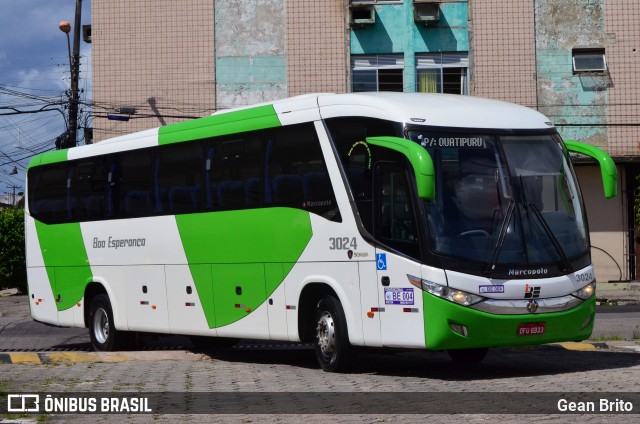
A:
[
  {"left": 92, "top": 0, "right": 347, "bottom": 141},
  {"left": 349, "top": 0, "right": 469, "bottom": 94},
  {"left": 471, "top": 0, "right": 640, "bottom": 283},
  {"left": 91, "top": 0, "right": 639, "bottom": 282}
]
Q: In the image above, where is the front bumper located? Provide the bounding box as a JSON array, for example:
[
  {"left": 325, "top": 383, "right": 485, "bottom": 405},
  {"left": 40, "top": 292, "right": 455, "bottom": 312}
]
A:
[{"left": 423, "top": 293, "right": 596, "bottom": 350}]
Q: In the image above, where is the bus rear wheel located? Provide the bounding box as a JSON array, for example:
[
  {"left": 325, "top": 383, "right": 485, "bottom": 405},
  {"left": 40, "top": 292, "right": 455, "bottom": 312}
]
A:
[
  {"left": 89, "top": 294, "right": 127, "bottom": 351},
  {"left": 314, "top": 295, "right": 355, "bottom": 372},
  {"left": 447, "top": 348, "right": 488, "bottom": 364}
]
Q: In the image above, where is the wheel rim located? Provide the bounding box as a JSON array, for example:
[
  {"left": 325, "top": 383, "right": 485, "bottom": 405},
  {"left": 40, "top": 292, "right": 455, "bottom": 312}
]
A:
[
  {"left": 316, "top": 311, "right": 335, "bottom": 357},
  {"left": 93, "top": 307, "right": 109, "bottom": 344}
]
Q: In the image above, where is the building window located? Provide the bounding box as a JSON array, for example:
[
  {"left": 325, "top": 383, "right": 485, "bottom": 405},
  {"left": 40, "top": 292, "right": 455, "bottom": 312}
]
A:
[
  {"left": 416, "top": 52, "right": 469, "bottom": 95},
  {"left": 352, "top": 55, "right": 404, "bottom": 92},
  {"left": 572, "top": 48, "right": 606, "bottom": 73}
]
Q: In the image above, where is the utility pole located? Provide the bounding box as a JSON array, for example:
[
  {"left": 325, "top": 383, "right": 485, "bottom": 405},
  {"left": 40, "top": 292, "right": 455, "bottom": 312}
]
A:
[
  {"left": 58, "top": 0, "right": 82, "bottom": 149},
  {"left": 7, "top": 185, "right": 22, "bottom": 206}
]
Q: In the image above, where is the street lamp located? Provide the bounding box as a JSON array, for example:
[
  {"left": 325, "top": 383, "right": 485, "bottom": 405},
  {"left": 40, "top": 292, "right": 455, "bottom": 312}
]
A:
[{"left": 57, "top": 0, "right": 82, "bottom": 149}]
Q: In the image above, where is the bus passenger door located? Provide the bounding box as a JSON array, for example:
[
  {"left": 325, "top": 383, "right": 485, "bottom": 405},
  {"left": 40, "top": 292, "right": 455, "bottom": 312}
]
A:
[{"left": 374, "top": 162, "right": 426, "bottom": 348}]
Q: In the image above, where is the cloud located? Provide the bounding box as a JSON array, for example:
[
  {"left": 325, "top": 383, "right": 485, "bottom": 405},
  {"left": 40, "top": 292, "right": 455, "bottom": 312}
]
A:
[
  {"left": 0, "top": 1, "right": 92, "bottom": 193},
  {"left": 0, "top": 1, "right": 76, "bottom": 50}
]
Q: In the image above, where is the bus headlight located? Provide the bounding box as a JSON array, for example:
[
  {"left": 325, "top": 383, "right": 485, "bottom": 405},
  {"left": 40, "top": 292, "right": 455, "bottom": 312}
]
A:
[
  {"left": 572, "top": 282, "right": 596, "bottom": 300},
  {"left": 407, "top": 275, "right": 484, "bottom": 306}
]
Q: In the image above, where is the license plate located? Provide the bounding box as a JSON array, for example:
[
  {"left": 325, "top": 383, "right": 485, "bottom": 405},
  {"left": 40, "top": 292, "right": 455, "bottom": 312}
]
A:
[{"left": 517, "top": 322, "right": 546, "bottom": 336}]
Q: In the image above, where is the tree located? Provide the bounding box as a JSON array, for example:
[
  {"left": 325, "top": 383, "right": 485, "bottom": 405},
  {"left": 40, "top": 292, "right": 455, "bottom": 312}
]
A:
[{"left": 0, "top": 207, "right": 26, "bottom": 292}]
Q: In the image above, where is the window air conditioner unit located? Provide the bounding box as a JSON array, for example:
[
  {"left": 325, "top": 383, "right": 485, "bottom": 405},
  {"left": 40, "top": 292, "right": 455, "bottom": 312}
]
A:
[
  {"left": 572, "top": 48, "right": 607, "bottom": 73},
  {"left": 414, "top": 2, "right": 440, "bottom": 25},
  {"left": 350, "top": 5, "right": 375, "bottom": 27}
]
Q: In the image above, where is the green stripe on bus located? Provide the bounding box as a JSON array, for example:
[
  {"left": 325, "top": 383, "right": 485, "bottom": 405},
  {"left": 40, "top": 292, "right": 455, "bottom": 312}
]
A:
[
  {"left": 34, "top": 221, "right": 93, "bottom": 311},
  {"left": 175, "top": 208, "right": 312, "bottom": 328},
  {"left": 158, "top": 105, "right": 282, "bottom": 145},
  {"left": 32, "top": 149, "right": 70, "bottom": 167}
]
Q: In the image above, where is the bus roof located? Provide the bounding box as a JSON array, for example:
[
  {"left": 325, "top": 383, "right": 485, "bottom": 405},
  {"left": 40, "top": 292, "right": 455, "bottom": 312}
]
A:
[
  {"left": 30, "top": 93, "right": 554, "bottom": 167},
  {"left": 314, "top": 92, "right": 554, "bottom": 130},
  {"left": 214, "top": 92, "right": 554, "bottom": 131}
]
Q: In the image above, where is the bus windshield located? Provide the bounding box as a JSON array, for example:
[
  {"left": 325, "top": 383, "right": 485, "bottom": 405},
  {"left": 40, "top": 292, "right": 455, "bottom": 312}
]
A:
[{"left": 408, "top": 130, "right": 588, "bottom": 277}]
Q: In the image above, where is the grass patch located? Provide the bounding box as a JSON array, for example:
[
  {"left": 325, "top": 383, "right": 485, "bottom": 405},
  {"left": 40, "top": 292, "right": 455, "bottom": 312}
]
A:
[{"left": 589, "top": 335, "right": 627, "bottom": 342}]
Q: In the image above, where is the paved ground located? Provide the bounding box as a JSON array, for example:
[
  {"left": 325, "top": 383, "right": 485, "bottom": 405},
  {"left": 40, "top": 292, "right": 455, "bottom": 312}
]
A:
[
  {"left": 2, "top": 341, "right": 640, "bottom": 423},
  {"left": 1, "top": 288, "right": 640, "bottom": 423}
]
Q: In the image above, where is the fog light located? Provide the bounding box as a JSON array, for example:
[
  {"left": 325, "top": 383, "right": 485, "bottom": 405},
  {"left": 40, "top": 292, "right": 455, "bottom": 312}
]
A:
[
  {"left": 581, "top": 315, "right": 593, "bottom": 330},
  {"left": 450, "top": 323, "right": 468, "bottom": 337}
]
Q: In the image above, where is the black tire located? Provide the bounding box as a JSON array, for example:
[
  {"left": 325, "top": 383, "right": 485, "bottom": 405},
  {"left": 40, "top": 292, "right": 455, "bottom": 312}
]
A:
[
  {"left": 190, "top": 336, "right": 238, "bottom": 351},
  {"left": 88, "top": 294, "right": 128, "bottom": 351},
  {"left": 447, "top": 348, "right": 489, "bottom": 364},
  {"left": 314, "top": 295, "right": 355, "bottom": 372}
]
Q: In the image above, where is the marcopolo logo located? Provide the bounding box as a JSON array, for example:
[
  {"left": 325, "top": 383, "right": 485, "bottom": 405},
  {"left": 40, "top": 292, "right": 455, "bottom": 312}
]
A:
[{"left": 508, "top": 267, "right": 549, "bottom": 277}]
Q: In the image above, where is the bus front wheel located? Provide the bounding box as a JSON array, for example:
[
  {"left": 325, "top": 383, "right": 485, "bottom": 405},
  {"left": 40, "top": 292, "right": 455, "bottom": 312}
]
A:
[
  {"left": 314, "top": 295, "right": 355, "bottom": 372},
  {"left": 447, "top": 348, "right": 489, "bottom": 364},
  {"left": 88, "top": 294, "right": 127, "bottom": 351}
]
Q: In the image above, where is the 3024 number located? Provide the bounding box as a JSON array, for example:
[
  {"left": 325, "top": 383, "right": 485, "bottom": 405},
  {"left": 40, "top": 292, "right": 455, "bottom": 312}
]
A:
[
  {"left": 576, "top": 272, "right": 594, "bottom": 283},
  {"left": 329, "top": 237, "right": 357, "bottom": 250}
]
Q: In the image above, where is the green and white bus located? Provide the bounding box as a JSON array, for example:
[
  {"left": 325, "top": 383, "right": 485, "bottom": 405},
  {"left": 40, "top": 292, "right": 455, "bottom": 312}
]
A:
[{"left": 26, "top": 93, "right": 617, "bottom": 371}]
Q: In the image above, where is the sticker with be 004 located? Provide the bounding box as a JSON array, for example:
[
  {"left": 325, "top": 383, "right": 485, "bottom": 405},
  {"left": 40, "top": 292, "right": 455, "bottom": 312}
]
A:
[
  {"left": 384, "top": 288, "right": 414, "bottom": 305},
  {"left": 479, "top": 285, "right": 505, "bottom": 294}
]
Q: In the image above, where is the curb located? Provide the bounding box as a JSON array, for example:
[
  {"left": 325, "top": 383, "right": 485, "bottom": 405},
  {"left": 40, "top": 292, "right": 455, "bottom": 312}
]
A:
[
  {"left": 0, "top": 350, "right": 204, "bottom": 365},
  {"left": 554, "top": 342, "right": 599, "bottom": 351},
  {"left": 552, "top": 341, "right": 640, "bottom": 353}
]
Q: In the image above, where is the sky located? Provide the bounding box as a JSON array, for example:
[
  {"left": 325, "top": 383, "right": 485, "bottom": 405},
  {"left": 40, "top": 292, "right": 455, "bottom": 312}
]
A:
[{"left": 0, "top": 0, "right": 92, "bottom": 203}]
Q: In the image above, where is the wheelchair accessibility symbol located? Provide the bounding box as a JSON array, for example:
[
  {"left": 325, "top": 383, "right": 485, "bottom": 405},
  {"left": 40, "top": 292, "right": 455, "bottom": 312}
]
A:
[{"left": 376, "top": 253, "right": 387, "bottom": 270}]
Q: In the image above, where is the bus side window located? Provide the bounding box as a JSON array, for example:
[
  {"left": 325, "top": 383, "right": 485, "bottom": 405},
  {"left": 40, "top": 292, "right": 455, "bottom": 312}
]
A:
[
  {"left": 206, "top": 134, "right": 262, "bottom": 211},
  {"left": 116, "top": 149, "right": 154, "bottom": 218},
  {"left": 265, "top": 123, "right": 341, "bottom": 221},
  {"left": 374, "top": 161, "right": 421, "bottom": 259},
  {"left": 68, "top": 159, "right": 107, "bottom": 222},
  {"left": 157, "top": 142, "right": 204, "bottom": 215},
  {"left": 28, "top": 163, "right": 67, "bottom": 224},
  {"left": 325, "top": 117, "right": 399, "bottom": 229}
]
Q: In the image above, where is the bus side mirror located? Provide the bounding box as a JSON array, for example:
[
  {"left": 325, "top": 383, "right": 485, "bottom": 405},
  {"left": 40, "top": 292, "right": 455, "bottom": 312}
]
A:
[
  {"left": 366, "top": 136, "right": 435, "bottom": 201},
  {"left": 564, "top": 140, "right": 617, "bottom": 199}
]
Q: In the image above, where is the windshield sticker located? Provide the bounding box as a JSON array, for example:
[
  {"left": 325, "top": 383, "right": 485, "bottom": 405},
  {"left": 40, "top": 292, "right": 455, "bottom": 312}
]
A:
[
  {"left": 419, "top": 136, "right": 486, "bottom": 149},
  {"left": 479, "top": 285, "right": 504, "bottom": 294},
  {"left": 384, "top": 288, "right": 414, "bottom": 305},
  {"left": 348, "top": 141, "right": 372, "bottom": 170}
]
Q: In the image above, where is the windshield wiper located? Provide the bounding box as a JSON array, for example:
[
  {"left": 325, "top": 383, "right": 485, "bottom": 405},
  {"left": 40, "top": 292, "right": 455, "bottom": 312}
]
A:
[
  {"left": 517, "top": 176, "right": 572, "bottom": 273},
  {"left": 483, "top": 200, "right": 516, "bottom": 276},
  {"left": 527, "top": 202, "right": 572, "bottom": 273}
]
